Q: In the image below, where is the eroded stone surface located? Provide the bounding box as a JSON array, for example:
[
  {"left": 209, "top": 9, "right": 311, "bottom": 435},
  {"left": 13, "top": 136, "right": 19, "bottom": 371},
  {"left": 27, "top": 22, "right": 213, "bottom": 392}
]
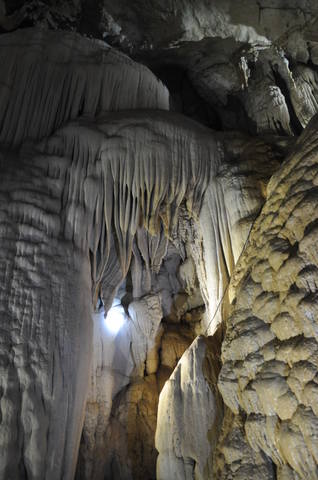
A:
[
  {"left": 2, "top": 13, "right": 318, "bottom": 480},
  {"left": 3, "top": 1, "right": 318, "bottom": 137},
  {"left": 0, "top": 28, "right": 169, "bottom": 147},
  {"left": 156, "top": 335, "right": 223, "bottom": 480},
  {"left": 0, "top": 30, "right": 216, "bottom": 480},
  {"left": 77, "top": 124, "right": 291, "bottom": 479},
  {"left": 214, "top": 409, "right": 275, "bottom": 479},
  {"left": 218, "top": 116, "right": 318, "bottom": 478}
]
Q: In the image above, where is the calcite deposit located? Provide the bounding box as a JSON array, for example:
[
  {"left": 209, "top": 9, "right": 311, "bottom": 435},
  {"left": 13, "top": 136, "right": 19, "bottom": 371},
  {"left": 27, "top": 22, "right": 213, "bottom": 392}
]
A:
[
  {"left": 156, "top": 334, "right": 223, "bottom": 480},
  {"left": 1, "top": 2, "right": 318, "bottom": 480},
  {"left": 218, "top": 117, "right": 318, "bottom": 479}
]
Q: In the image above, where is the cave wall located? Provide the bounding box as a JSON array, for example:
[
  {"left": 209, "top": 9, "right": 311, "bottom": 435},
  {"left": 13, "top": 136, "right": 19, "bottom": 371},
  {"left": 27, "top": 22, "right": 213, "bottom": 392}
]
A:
[
  {"left": 0, "top": 29, "right": 170, "bottom": 480},
  {"left": 218, "top": 116, "right": 318, "bottom": 478},
  {"left": 0, "top": 28, "right": 218, "bottom": 480},
  {"left": 156, "top": 334, "right": 223, "bottom": 480},
  {"left": 1, "top": 2, "right": 318, "bottom": 480},
  {"left": 0, "top": 148, "right": 92, "bottom": 479}
]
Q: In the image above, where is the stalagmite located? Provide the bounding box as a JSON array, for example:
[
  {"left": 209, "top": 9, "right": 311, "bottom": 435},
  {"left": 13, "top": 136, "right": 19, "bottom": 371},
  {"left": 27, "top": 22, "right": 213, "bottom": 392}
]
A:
[{"left": 156, "top": 335, "right": 223, "bottom": 480}]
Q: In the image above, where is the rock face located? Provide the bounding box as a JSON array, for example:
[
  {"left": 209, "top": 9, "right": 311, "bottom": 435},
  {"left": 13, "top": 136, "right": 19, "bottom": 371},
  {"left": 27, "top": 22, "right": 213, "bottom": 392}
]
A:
[
  {"left": 198, "top": 132, "right": 291, "bottom": 333},
  {"left": 214, "top": 409, "right": 275, "bottom": 479},
  {"left": 0, "top": 28, "right": 295, "bottom": 477},
  {"left": 3, "top": 2, "right": 318, "bottom": 132},
  {"left": 0, "top": 29, "right": 215, "bottom": 480},
  {"left": 76, "top": 309, "right": 134, "bottom": 480},
  {"left": 156, "top": 335, "right": 223, "bottom": 480},
  {"left": 0, "top": 28, "right": 169, "bottom": 147},
  {"left": 218, "top": 116, "right": 318, "bottom": 478},
  {"left": 5, "top": 0, "right": 318, "bottom": 136},
  {"left": 104, "top": 374, "right": 160, "bottom": 480},
  {"left": 0, "top": 123, "right": 93, "bottom": 480},
  {"left": 2, "top": 3, "right": 318, "bottom": 480}
]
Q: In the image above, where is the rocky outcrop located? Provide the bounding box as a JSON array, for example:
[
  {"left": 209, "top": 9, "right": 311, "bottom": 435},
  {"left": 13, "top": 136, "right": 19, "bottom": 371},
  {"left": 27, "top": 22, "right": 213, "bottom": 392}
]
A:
[
  {"left": 3, "top": 1, "right": 318, "bottom": 137},
  {"left": 0, "top": 29, "right": 216, "bottom": 480},
  {"left": 156, "top": 334, "right": 223, "bottom": 480},
  {"left": 3, "top": 6, "right": 318, "bottom": 479},
  {"left": 218, "top": 115, "right": 318, "bottom": 478},
  {"left": 0, "top": 28, "right": 168, "bottom": 147}
]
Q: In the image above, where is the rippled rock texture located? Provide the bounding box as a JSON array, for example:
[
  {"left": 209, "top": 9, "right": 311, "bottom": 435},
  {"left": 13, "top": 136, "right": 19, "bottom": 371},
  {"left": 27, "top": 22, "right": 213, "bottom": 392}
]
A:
[
  {"left": 0, "top": 28, "right": 217, "bottom": 480},
  {"left": 3, "top": 0, "right": 318, "bottom": 136},
  {"left": 156, "top": 334, "right": 223, "bottom": 480},
  {"left": 218, "top": 117, "right": 318, "bottom": 478},
  {"left": 2, "top": 3, "right": 318, "bottom": 479},
  {"left": 0, "top": 29, "right": 167, "bottom": 480}
]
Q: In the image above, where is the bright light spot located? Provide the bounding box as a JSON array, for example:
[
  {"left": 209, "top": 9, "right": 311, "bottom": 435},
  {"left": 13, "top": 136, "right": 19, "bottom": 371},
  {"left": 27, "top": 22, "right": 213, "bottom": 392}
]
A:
[{"left": 104, "top": 299, "right": 126, "bottom": 334}]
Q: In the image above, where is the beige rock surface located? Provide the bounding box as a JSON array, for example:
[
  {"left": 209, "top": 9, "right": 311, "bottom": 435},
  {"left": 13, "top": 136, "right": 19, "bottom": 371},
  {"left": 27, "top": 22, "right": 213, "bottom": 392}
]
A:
[
  {"left": 3, "top": 19, "right": 318, "bottom": 480},
  {"left": 156, "top": 335, "right": 223, "bottom": 480},
  {"left": 218, "top": 115, "right": 318, "bottom": 478},
  {"left": 198, "top": 133, "right": 291, "bottom": 333},
  {"left": 104, "top": 375, "right": 160, "bottom": 480}
]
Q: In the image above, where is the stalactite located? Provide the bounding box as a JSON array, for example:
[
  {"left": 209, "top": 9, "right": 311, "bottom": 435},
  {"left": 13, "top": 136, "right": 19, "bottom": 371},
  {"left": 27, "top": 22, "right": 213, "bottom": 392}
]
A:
[
  {"left": 2, "top": 17, "right": 318, "bottom": 480},
  {"left": 36, "top": 111, "right": 217, "bottom": 305},
  {"left": 0, "top": 29, "right": 169, "bottom": 147}
]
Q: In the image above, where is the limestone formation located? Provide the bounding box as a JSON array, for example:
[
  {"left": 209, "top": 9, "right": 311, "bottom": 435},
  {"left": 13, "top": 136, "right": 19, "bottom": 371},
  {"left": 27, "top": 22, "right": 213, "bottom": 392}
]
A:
[
  {"left": 214, "top": 409, "right": 275, "bottom": 480},
  {"left": 76, "top": 307, "right": 133, "bottom": 480},
  {"left": 198, "top": 132, "right": 292, "bottom": 333},
  {"left": 2, "top": 3, "right": 318, "bottom": 480},
  {"left": 156, "top": 335, "right": 223, "bottom": 480},
  {"left": 0, "top": 28, "right": 169, "bottom": 147},
  {"left": 0, "top": 29, "right": 214, "bottom": 480},
  {"left": 218, "top": 116, "right": 318, "bottom": 478}
]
